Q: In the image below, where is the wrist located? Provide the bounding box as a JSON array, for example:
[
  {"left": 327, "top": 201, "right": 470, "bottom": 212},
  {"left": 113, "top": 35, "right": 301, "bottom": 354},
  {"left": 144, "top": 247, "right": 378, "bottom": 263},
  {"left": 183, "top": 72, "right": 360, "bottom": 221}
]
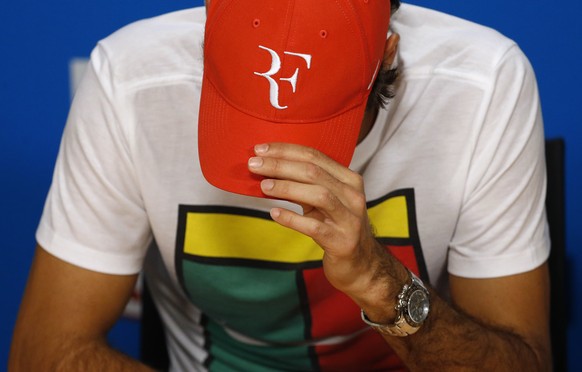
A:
[
  {"left": 362, "top": 268, "right": 431, "bottom": 337},
  {"left": 357, "top": 263, "right": 409, "bottom": 324},
  {"left": 349, "top": 243, "right": 410, "bottom": 324}
]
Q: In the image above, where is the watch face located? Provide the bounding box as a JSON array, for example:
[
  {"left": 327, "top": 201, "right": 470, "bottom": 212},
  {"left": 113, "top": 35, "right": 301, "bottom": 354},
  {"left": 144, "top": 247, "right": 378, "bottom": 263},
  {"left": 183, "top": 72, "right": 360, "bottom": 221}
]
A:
[{"left": 408, "top": 289, "right": 430, "bottom": 324}]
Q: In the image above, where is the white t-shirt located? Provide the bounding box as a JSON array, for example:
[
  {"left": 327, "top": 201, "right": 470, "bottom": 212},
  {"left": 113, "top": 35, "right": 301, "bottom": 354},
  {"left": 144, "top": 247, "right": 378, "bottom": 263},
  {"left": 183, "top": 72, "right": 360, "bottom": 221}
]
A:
[{"left": 37, "top": 4, "right": 550, "bottom": 371}]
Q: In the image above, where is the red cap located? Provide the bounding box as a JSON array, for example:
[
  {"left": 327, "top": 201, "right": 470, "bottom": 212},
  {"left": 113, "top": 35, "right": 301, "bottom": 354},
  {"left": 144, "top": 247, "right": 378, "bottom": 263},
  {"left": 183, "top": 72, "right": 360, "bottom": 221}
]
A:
[{"left": 198, "top": 0, "right": 391, "bottom": 197}]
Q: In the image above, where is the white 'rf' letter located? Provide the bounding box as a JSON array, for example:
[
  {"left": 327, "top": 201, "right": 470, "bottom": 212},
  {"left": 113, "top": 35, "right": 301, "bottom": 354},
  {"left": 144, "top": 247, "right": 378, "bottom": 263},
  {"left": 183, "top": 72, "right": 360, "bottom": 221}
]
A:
[{"left": 254, "top": 45, "right": 312, "bottom": 110}]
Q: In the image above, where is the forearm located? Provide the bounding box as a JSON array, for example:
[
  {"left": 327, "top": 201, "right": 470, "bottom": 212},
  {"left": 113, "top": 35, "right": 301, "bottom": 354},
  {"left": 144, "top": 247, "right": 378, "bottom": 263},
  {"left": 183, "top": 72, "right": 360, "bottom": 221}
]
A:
[
  {"left": 9, "top": 247, "right": 151, "bottom": 371},
  {"left": 57, "top": 336, "right": 155, "bottom": 372},
  {"left": 384, "top": 292, "right": 548, "bottom": 371},
  {"left": 355, "top": 245, "right": 550, "bottom": 371},
  {"left": 10, "top": 334, "right": 155, "bottom": 372}
]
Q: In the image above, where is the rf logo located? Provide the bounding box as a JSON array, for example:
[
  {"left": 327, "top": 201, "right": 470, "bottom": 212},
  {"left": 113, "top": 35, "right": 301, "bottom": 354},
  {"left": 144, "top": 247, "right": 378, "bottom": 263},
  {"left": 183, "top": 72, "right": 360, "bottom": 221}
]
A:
[{"left": 254, "top": 45, "right": 312, "bottom": 110}]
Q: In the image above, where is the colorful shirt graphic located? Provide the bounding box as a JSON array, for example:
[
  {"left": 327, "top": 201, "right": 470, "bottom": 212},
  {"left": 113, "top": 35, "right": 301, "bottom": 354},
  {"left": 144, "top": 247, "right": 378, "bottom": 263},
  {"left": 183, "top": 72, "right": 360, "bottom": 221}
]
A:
[{"left": 175, "top": 189, "right": 427, "bottom": 371}]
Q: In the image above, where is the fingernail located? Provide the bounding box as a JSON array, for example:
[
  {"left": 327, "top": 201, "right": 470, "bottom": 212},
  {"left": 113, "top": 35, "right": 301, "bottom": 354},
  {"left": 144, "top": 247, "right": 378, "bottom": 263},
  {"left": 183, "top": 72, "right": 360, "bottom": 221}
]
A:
[
  {"left": 261, "top": 179, "right": 275, "bottom": 191},
  {"left": 248, "top": 157, "right": 263, "bottom": 168},
  {"left": 255, "top": 144, "right": 269, "bottom": 154}
]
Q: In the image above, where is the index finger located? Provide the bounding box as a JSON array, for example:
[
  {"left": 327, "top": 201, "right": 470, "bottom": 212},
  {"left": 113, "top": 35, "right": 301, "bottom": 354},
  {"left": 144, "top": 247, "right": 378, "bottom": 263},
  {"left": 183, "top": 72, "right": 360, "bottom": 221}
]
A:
[{"left": 254, "top": 143, "right": 363, "bottom": 190}]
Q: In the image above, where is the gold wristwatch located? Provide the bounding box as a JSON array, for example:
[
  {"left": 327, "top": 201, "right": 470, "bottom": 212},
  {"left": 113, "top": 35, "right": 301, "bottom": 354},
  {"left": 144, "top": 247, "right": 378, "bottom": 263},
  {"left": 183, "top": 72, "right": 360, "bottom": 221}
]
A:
[{"left": 361, "top": 269, "right": 430, "bottom": 337}]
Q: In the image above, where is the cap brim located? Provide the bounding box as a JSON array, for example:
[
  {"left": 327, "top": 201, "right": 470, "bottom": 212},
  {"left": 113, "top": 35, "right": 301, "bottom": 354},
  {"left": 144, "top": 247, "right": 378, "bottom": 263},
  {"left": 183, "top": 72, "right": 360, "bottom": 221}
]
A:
[{"left": 198, "top": 76, "right": 366, "bottom": 198}]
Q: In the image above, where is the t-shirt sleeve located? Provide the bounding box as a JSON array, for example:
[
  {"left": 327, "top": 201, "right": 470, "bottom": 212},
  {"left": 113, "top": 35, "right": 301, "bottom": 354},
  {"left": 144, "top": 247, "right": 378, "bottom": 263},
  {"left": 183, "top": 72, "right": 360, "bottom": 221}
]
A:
[
  {"left": 448, "top": 45, "right": 550, "bottom": 278},
  {"left": 36, "top": 43, "right": 152, "bottom": 275}
]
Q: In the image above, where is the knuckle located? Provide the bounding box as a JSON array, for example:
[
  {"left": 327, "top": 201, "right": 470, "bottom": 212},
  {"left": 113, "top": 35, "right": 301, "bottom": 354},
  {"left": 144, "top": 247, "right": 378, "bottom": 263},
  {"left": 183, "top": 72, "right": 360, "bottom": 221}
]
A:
[
  {"left": 271, "top": 158, "right": 282, "bottom": 173},
  {"left": 343, "top": 184, "right": 366, "bottom": 210},
  {"left": 282, "top": 211, "right": 295, "bottom": 225},
  {"left": 351, "top": 191, "right": 367, "bottom": 210},
  {"left": 316, "top": 189, "right": 336, "bottom": 209},
  {"left": 304, "top": 163, "right": 322, "bottom": 181},
  {"left": 351, "top": 173, "right": 365, "bottom": 190},
  {"left": 309, "top": 222, "right": 333, "bottom": 242},
  {"left": 304, "top": 147, "right": 320, "bottom": 162},
  {"left": 307, "top": 220, "right": 323, "bottom": 237}
]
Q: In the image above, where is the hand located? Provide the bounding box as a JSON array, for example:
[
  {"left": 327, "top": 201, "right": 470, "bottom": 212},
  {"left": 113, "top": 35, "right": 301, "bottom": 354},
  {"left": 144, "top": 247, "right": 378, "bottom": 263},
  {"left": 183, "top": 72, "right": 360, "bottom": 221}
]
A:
[{"left": 248, "top": 143, "right": 403, "bottom": 310}]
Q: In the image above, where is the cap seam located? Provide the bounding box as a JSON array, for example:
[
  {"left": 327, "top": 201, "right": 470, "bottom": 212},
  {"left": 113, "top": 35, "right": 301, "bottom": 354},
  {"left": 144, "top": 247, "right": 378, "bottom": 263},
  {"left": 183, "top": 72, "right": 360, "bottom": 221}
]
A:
[
  {"left": 273, "top": 0, "right": 297, "bottom": 121},
  {"left": 338, "top": 0, "right": 369, "bottom": 98}
]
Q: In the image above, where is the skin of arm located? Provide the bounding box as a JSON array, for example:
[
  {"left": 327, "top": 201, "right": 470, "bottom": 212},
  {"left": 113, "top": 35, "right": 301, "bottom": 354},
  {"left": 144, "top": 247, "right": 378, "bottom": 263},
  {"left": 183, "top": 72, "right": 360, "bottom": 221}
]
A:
[
  {"left": 9, "top": 245, "right": 155, "bottom": 371},
  {"left": 247, "top": 142, "right": 552, "bottom": 371}
]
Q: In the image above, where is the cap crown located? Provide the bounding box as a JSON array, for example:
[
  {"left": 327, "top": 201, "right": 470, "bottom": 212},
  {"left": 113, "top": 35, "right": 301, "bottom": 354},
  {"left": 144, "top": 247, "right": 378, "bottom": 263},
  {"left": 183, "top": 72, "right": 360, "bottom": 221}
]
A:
[{"left": 204, "top": 0, "right": 391, "bottom": 124}]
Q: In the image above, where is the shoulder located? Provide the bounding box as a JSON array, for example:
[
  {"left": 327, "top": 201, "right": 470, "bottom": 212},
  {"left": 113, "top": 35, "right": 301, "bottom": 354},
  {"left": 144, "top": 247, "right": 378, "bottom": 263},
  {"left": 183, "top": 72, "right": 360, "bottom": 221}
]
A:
[
  {"left": 91, "top": 7, "right": 206, "bottom": 88},
  {"left": 392, "top": 4, "right": 527, "bottom": 84}
]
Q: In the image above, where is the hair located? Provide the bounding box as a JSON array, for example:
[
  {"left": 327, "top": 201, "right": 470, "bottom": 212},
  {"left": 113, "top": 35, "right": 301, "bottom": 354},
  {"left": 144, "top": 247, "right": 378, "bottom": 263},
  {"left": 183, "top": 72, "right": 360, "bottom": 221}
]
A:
[
  {"left": 365, "top": 0, "right": 402, "bottom": 112},
  {"left": 391, "top": 0, "right": 401, "bottom": 15}
]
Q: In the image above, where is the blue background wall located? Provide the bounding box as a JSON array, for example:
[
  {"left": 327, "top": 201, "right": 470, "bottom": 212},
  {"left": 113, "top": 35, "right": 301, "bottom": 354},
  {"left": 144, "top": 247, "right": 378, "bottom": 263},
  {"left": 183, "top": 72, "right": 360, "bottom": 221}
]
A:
[{"left": 1, "top": 0, "right": 579, "bottom": 369}]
